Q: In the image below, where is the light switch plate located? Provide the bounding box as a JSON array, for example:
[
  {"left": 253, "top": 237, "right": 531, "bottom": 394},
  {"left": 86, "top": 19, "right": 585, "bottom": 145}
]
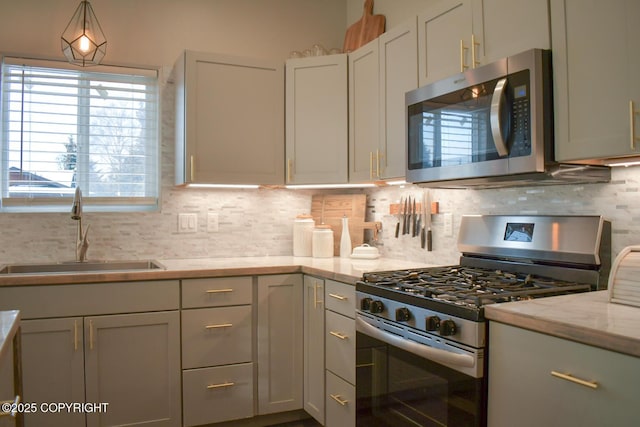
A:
[
  {"left": 178, "top": 213, "right": 197, "bottom": 233},
  {"left": 207, "top": 212, "right": 219, "bottom": 232}
]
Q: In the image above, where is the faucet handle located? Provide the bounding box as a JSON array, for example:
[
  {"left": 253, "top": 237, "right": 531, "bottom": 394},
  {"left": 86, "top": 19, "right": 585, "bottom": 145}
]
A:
[{"left": 78, "top": 224, "right": 90, "bottom": 262}]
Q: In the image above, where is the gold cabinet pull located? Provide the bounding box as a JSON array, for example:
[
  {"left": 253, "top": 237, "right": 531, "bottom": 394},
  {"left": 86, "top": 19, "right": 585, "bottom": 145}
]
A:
[
  {"left": 630, "top": 100, "right": 639, "bottom": 150},
  {"left": 205, "top": 323, "right": 233, "bottom": 330},
  {"left": 287, "top": 158, "right": 293, "bottom": 183},
  {"left": 328, "top": 293, "right": 347, "bottom": 301},
  {"left": 375, "top": 149, "right": 381, "bottom": 178},
  {"left": 206, "top": 288, "right": 234, "bottom": 294},
  {"left": 550, "top": 371, "right": 598, "bottom": 389},
  {"left": 74, "top": 320, "right": 78, "bottom": 351},
  {"left": 89, "top": 319, "right": 94, "bottom": 350},
  {"left": 329, "top": 331, "right": 348, "bottom": 340},
  {"left": 460, "top": 39, "right": 469, "bottom": 72},
  {"left": 190, "top": 155, "right": 195, "bottom": 182},
  {"left": 207, "top": 381, "right": 235, "bottom": 390},
  {"left": 329, "top": 394, "right": 349, "bottom": 406},
  {"left": 0, "top": 395, "right": 21, "bottom": 417},
  {"left": 471, "top": 34, "right": 481, "bottom": 68},
  {"left": 313, "top": 282, "right": 323, "bottom": 309}
]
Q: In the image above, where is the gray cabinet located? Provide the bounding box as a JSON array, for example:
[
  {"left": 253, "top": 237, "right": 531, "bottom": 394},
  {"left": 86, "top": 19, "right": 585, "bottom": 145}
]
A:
[
  {"left": 181, "top": 277, "right": 254, "bottom": 427},
  {"left": 551, "top": 0, "right": 640, "bottom": 162},
  {"left": 488, "top": 322, "right": 640, "bottom": 426},
  {"left": 303, "top": 276, "right": 325, "bottom": 424},
  {"left": 174, "top": 50, "right": 284, "bottom": 185},
  {"left": 0, "top": 280, "right": 181, "bottom": 427},
  {"left": 285, "top": 55, "right": 348, "bottom": 185},
  {"left": 257, "top": 274, "right": 303, "bottom": 415},
  {"left": 324, "top": 280, "right": 355, "bottom": 427}
]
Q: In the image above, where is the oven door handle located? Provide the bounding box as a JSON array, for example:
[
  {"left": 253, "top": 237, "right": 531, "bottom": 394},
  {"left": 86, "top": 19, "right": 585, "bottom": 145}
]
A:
[
  {"left": 490, "top": 77, "right": 509, "bottom": 157},
  {"left": 356, "top": 316, "right": 475, "bottom": 368}
]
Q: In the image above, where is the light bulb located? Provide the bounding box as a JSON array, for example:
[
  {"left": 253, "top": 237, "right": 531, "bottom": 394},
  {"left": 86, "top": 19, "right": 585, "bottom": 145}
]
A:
[{"left": 79, "top": 35, "right": 90, "bottom": 52}]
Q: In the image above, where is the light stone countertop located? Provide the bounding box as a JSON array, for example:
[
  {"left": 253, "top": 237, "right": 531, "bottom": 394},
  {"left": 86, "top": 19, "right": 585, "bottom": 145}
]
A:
[
  {"left": 485, "top": 290, "right": 640, "bottom": 358},
  {"left": 0, "top": 256, "right": 435, "bottom": 287},
  {"left": 0, "top": 310, "right": 20, "bottom": 361}
]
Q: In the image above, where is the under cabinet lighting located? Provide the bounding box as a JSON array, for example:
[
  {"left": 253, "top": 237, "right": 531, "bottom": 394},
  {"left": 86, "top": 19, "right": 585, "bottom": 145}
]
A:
[
  {"left": 385, "top": 180, "right": 407, "bottom": 186},
  {"left": 605, "top": 160, "right": 640, "bottom": 167},
  {"left": 286, "top": 183, "right": 377, "bottom": 190},
  {"left": 187, "top": 184, "right": 260, "bottom": 189}
]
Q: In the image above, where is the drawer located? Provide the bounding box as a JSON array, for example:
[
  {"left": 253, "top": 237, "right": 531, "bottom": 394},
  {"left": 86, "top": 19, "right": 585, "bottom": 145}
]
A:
[
  {"left": 325, "top": 310, "right": 355, "bottom": 384},
  {"left": 0, "top": 280, "right": 179, "bottom": 319},
  {"left": 182, "top": 276, "right": 252, "bottom": 308},
  {"left": 326, "top": 370, "right": 355, "bottom": 427},
  {"left": 182, "top": 363, "right": 254, "bottom": 427},
  {"left": 182, "top": 306, "right": 252, "bottom": 369},
  {"left": 325, "top": 279, "right": 355, "bottom": 318}
]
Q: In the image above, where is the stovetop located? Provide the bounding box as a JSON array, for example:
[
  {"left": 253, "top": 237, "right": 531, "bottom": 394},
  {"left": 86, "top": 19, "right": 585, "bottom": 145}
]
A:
[{"left": 357, "top": 266, "right": 592, "bottom": 321}]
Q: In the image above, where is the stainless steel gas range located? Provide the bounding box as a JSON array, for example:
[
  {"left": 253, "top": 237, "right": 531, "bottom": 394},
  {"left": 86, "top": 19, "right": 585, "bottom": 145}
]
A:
[{"left": 355, "top": 215, "right": 611, "bottom": 427}]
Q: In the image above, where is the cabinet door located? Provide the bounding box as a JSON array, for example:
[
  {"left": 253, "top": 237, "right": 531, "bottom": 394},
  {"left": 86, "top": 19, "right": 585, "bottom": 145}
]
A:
[
  {"left": 178, "top": 51, "right": 284, "bottom": 185},
  {"left": 21, "top": 318, "right": 85, "bottom": 427},
  {"left": 378, "top": 17, "right": 418, "bottom": 179},
  {"left": 303, "top": 276, "right": 325, "bottom": 424},
  {"left": 84, "top": 311, "right": 181, "bottom": 427},
  {"left": 418, "top": 0, "right": 474, "bottom": 86},
  {"left": 257, "top": 274, "right": 303, "bottom": 415},
  {"left": 488, "top": 322, "right": 640, "bottom": 427},
  {"left": 349, "top": 39, "right": 380, "bottom": 183},
  {"left": 480, "top": 0, "right": 549, "bottom": 64},
  {"left": 285, "top": 55, "right": 348, "bottom": 184},
  {"left": 551, "top": 0, "right": 640, "bottom": 162}
]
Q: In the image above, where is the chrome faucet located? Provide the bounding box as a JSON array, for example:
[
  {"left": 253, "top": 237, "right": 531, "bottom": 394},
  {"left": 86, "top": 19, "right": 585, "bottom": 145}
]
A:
[{"left": 71, "top": 187, "right": 90, "bottom": 262}]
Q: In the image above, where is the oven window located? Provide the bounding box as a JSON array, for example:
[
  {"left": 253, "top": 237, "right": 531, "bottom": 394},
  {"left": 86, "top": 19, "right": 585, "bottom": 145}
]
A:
[{"left": 356, "top": 332, "right": 486, "bottom": 427}]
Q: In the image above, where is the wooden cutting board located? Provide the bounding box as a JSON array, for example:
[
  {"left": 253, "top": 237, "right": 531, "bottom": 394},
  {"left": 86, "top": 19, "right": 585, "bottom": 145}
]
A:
[
  {"left": 311, "top": 194, "right": 380, "bottom": 256},
  {"left": 343, "top": 0, "right": 386, "bottom": 53}
]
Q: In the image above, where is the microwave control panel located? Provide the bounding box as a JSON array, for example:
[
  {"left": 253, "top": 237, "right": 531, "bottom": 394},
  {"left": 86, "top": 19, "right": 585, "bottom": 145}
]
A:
[{"left": 508, "top": 70, "right": 531, "bottom": 158}]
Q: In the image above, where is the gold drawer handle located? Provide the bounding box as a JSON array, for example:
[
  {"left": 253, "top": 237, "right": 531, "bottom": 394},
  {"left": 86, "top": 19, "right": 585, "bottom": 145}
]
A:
[
  {"left": 0, "top": 395, "right": 20, "bottom": 417},
  {"left": 550, "top": 371, "right": 598, "bottom": 389},
  {"left": 329, "top": 331, "right": 348, "bottom": 340},
  {"left": 207, "top": 382, "right": 235, "bottom": 390},
  {"left": 205, "top": 323, "right": 233, "bottom": 329},
  {"left": 206, "top": 288, "right": 234, "bottom": 294},
  {"left": 328, "top": 293, "right": 347, "bottom": 301},
  {"left": 329, "top": 394, "right": 349, "bottom": 406}
]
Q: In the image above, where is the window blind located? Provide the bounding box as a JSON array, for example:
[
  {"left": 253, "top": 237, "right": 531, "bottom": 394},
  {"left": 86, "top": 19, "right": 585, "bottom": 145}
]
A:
[{"left": 0, "top": 57, "right": 159, "bottom": 212}]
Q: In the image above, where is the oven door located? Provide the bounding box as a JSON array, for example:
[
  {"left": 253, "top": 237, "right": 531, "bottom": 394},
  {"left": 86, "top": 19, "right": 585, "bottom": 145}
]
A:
[{"left": 356, "top": 315, "right": 486, "bottom": 427}]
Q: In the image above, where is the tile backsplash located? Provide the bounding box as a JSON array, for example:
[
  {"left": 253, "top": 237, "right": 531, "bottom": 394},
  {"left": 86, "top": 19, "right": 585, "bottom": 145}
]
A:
[{"left": 1, "top": 77, "right": 639, "bottom": 265}]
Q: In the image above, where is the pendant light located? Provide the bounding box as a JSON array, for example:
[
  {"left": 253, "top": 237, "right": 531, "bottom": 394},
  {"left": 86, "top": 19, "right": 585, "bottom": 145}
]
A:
[{"left": 61, "top": 1, "right": 107, "bottom": 66}]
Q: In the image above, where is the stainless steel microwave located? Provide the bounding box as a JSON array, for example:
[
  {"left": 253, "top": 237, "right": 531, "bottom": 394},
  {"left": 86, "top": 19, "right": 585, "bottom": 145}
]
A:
[{"left": 405, "top": 49, "right": 609, "bottom": 188}]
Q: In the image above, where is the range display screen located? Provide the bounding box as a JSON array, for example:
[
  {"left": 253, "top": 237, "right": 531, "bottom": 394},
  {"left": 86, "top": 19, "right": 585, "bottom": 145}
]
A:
[{"left": 504, "top": 222, "right": 534, "bottom": 242}]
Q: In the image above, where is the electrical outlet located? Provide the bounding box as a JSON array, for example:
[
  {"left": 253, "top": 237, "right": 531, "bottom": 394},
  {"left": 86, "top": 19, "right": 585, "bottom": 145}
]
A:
[
  {"left": 444, "top": 213, "right": 453, "bottom": 237},
  {"left": 207, "top": 212, "right": 219, "bottom": 232},
  {"left": 178, "top": 213, "right": 197, "bottom": 233}
]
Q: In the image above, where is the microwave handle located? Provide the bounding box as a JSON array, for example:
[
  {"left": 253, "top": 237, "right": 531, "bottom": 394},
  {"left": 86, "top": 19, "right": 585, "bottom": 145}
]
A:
[{"left": 490, "top": 77, "right": 509, "bottom": 157}]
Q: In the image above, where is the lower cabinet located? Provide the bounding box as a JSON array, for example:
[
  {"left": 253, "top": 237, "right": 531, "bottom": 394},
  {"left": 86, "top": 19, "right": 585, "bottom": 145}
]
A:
[
  {"left": 303, "top": 276, "right": 325, "bottom": 425},
  {"left": 326, "top": 371, "right": 355, "bottom": 427},
  {"left": 257, "top": 274, "right": 303, "bottom": 415},
  {"left": 488, "top": 321, "right": 640, "bottom": 427}
]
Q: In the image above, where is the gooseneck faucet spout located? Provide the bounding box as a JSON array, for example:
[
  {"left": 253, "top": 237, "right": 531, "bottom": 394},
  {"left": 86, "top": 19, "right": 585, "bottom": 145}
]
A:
[{"left": 71, "top": 187, "right": 89, "bottom": 262}]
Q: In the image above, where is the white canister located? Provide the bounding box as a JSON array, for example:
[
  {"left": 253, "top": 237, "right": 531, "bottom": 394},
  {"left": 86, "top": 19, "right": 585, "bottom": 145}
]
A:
[
  {"left": 312, "top": 225, "right": 334, "bottom": 258},
  {"left": 293, "top": 214, "right": 315, "bottom": 257}
]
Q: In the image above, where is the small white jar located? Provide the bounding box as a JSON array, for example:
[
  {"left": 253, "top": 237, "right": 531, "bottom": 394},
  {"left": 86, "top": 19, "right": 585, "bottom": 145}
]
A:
[
  {"left": 293, "top": 214, "right": 315, "bottom": 257},
  {"left": 312, "top": 225, "right": 334, "bottom": 258}
]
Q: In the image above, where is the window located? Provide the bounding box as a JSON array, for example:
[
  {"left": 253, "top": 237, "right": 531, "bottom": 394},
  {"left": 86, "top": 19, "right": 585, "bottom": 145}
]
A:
[{"left": 0, "top": 57, "right": 159, "bottom": 212}]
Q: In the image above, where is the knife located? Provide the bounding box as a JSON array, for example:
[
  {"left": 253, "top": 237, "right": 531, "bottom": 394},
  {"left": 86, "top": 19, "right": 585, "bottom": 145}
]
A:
[
  {"left": 403, "top": 196, "right": 410, "bottom": 235},
  {"left": 426, "top": 190, "right": 433, "bottom": 251},
  {"left": 420, "top": 193, "right": 426, "bottom": 248},
  {"left": 395, "top": 196, "right": 403, "bottom": 238},
  {"left": 412, "top": 197, "right": 417, "bottom": 237},
  {"left": 415, "top": 197, "right": 422, "bottom": 238}
]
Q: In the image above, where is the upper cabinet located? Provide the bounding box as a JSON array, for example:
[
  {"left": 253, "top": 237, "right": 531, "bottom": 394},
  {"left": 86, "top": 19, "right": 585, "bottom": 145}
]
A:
[
  {"left": 551, "top": 0, "right": 640, "bottom": 163},
  {"left": 175, "top": 50, "right": 284, "bottom": 186},
  {"left": 285, "top": 55, "right": 349, "bottom": 185},
  {"left": 348, "top": 39, "right": 380, "bottom": 183},
  {"left": 378, "top": 17, "right": 418, "bottom": 179},
  {"left": 418, "top": 0, "right": 549, "bottom": 86}
]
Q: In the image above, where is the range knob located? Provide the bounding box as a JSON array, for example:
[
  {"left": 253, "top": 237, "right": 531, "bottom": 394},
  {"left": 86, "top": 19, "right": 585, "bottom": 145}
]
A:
[
  {"left": 395, "top": 307, "right": 411, "bottom": 322},
  {"left": 370, "top": 300, "right": 384, "bottom": 314},
  {"left": 360, "top": 298, "right": 373, "bottom": 311},
  {"left": 439, "top": 319, "right": 458, "bottom": 336},
  {"left": 425, "top": 316, "right": 440, "bottom": 331}
]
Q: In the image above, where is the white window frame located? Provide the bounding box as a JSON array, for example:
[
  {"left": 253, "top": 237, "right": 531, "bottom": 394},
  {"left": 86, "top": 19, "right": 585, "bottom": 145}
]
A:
[{"left": 0, "top": 56, "right": 161, "bottom": 213}]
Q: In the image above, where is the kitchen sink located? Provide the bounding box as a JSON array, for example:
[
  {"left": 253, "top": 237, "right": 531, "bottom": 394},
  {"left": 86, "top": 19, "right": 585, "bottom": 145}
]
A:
[{"left": 0, "top": 260, "right": 165, "bottom": 275}]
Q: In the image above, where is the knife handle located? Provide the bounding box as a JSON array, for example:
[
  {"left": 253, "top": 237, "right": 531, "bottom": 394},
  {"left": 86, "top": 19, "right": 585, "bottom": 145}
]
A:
[
  {"left": 395, "top": 222, "right": 400, "bottom": 238},
  {"left": 420, "top": 228, "right": 426, "bottom": 248},
  {"left": 427, "top": 229, "right": 433, "bottom": 251}
]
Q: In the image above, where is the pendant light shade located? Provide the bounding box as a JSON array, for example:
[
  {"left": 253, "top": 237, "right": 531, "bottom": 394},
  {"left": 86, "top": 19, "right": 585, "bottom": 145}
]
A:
[{"left": 61, "top": 1, "right": 107, "bottom": 66}]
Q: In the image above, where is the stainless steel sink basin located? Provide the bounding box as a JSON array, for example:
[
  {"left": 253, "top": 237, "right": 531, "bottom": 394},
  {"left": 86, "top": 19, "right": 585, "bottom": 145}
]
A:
[{"left": 0, "top": 260, "right": 165, "bottom": 275}]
